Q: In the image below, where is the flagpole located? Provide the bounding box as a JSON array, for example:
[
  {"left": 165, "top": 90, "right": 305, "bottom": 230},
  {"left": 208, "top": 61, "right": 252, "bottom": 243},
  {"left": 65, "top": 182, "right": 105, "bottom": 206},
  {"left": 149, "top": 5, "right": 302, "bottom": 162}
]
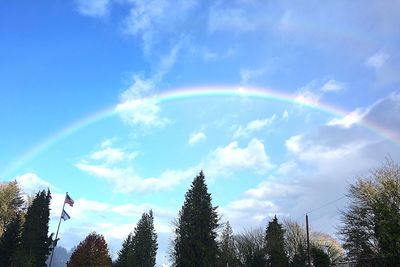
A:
[{"left": 49, "top": 192, "right": 67, "bottom": 267}]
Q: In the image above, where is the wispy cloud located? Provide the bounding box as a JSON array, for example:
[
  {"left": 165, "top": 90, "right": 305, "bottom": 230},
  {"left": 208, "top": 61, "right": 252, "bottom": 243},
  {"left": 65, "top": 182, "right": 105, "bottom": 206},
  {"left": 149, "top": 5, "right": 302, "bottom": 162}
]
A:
[
  {"left": 74, "top": 0, "right": 110, "bottom": 17},
  {"left": 188, "top": 131, "right": 206, "bottom": 146},
  {"left": 232, "top": 115, "right": 276, "bottom": 138},
  {"left": 320, "top": 79, "right": 346, "bottom": 92},
  {"left": 209, "top": 7, "right": 254, "bottom": 32},
  {"left": 240, "top": 67, "right": 265, "bottom": 84},
  {"left": 365, "top": 51, "right": 389, "bottom": 70}
]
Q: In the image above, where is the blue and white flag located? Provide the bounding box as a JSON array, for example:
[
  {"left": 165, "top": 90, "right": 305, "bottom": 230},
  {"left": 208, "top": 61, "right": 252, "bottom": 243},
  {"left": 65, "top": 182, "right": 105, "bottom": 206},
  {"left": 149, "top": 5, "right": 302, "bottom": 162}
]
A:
[{"left": 61, "top": 209, "right": 70, "bottom": 221}]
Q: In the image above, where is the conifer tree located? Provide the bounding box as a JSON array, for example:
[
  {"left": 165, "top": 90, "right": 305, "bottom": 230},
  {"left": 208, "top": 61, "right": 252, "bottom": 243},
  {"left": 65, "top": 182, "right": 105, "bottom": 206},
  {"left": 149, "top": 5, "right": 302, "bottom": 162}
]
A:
[
  {"left": 127, "top": 210, "right": 158, "bottom": 267},
  {"left": 0, "top": 213, "right": 23, "bottom": 267},
  {"left": 218, "top": 221, "right": 237, "bottom": 267},
  {"left": 172, "top": 171, "right": 219, "bottom": 267},
  {"left": 67, "top": 232, "right": 112, "bottom": 267},
  {"left": 115, "top": 233, "right": 133, "bottom": 267},
  {"left": 265, "top": 215, "right": 288, "bottom": 267},
  {"left": 13, "top": 189, "right": 53, "bottom": 266}
]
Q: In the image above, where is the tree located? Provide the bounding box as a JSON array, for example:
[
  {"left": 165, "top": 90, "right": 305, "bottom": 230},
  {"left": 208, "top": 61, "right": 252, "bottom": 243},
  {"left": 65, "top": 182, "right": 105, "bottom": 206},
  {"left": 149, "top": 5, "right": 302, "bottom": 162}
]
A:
[
  {"left": 234, "top": 228, "right": 266, "bottom": 267},
  {"left": 311, "top": 232, "right": 344, "bottom": 266},
  {"left": 283, "top": 219, "right": 307, "bottom": 267},
  {"left": 265, "top": 215, "right": 288, "bottom": 267},
  {"left": 0, "top": 181, "right": 24, "bottom": 237},
  {"left": 128, "top": 210, "right": 158, "bottom": 267},
  {"left": 171, "top": 171, "right": 219, "bottom": 266},
  {"left": 13, "top": 189, "right": 53, "bottom": 266},
  {"left": 67, "top": 232, "right": 112, "bottom": 267},
  {"left": 0, "top": 212, "right": 23, "bottom": 267},
  {"left": 115, "top": 233, "right": 133, "bottom": 267},
  {"left": 339, "top": 159, "right": 400, "bottom": 266},
  {"left": 218, "top": 221, "right": 238, "bottom": 266},
  {"left": 311, "top": 246, "right": 330, "bottom": 267}
]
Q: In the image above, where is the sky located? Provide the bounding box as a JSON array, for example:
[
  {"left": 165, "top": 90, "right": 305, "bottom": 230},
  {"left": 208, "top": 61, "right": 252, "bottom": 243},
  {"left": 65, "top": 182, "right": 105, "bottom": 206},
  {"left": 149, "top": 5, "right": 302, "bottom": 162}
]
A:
[{"left": 1, "top": 0, "right": 400, "bottom": 265}]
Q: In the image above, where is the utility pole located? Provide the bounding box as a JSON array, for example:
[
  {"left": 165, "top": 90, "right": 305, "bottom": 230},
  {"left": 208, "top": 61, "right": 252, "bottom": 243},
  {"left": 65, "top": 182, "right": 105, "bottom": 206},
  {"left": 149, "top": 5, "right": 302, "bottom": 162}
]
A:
[{"left": 306, "top": 214, "right": 311, "bottom": 267}]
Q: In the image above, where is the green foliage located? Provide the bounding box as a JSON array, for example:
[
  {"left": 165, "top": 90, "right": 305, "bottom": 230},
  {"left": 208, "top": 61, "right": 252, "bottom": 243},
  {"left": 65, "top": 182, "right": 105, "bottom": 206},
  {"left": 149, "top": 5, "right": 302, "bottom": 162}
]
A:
[
  {"left": 172, "top": 171, "right": 219, "bottom": 267},
  {"left": 115, "top": 233, "right": 133, "bottom": 267},
  {"left": 14, "top": 189, "right": 53, "bottom": 266},
  {"left": 116, "top": 210, "right": 158, "bottom": 267},
  {"left": 339, "top": 159, "right": 400, "bottom": 266},
  {"left": 0, "top": 212, "right": 23, "bottom": 267},
  {"left": 265, "top": 215, "right": 288, "bottom": 267},
  {"left": 218, "top": 221, "right": 238, "bottom": 266},
  {"left": 311, "top": 246, "right": 330, "bottom": 267},
  {"left": 129, "top": 210, "right": 158, "bottom": 267},
  {"left": 0, "top": 181, "right": 24, "bottom": 237},
  {"left": 67, "top": 232, "right": 112, "bottom": 267}
]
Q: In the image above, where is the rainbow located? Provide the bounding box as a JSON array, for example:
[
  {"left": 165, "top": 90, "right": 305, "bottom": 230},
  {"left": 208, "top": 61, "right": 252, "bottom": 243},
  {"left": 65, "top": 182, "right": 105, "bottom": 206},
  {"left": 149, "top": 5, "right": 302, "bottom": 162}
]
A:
[{"left": 3, "top": 86, "right": 399, "bottom": 178}]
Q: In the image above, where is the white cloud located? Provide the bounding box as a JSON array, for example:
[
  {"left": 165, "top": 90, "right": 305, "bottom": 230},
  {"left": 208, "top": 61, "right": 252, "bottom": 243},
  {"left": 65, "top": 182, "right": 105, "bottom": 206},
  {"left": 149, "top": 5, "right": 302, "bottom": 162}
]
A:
[
  {"left": 245, "top": 180, "right": 302, "bottom": 200},
  {"left": 116, "top": 98, "right": 169, "bottom": 127},
  {"left": 207, "top": 138, "right": 274, "bottom": 176},
  {"left": 327, "top": 108, "right": 366, "bottom": 128},
  {"left": 188, "top": 131, "right": 206, "bottom": 146},
  {"left": 294, "top": 88, "right": 320, "bottom": 106},
  {"left": 320, "top": 79, "right": 346, "bottom": 92},
  {"left": 15, "top": 173, "right": 54, "bottom": 194},
  {"left": 285, "top": 135, "right": 302, "bottom": 154},
  {"left": 232, "top": 115, "right": 276, "bottom": 138},
  {"left": 115, "top": 41, "right": 183, "bottom": 128},
  {"left": 75, "top": 0, "right": 110, "bottom": 17},
  {"left": 91, "top": 147, "right": 126, "bottom": 163},
  {"left": 240, "top": 67, "right": 264, "bottom": 84},
  {"left": 282, "top": 110, "right": 289, "bottom": 120},
  {"left": 365, "top": 51, "right": 389, "bottom": 70},
  {"left": 76, "top": 162, "right": 197, "bottom": 193},
  {"left": 122, "top": 0, "right": 196, "bottom": 54},
  {"left": 209, "top": 7, "right": 254, "bottom": 32}
]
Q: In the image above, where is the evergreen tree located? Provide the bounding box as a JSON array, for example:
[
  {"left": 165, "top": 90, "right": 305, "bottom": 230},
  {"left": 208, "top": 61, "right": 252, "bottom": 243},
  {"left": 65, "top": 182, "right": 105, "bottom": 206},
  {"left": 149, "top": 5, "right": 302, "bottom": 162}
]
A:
[
  {"left": 0, "top": 180, "right": 24, "bottom": 237},
  {"left": 67, "top": 232, "right": 112, "bottom": 267},
  {"left": 127, "top": 210, "right": 158, "bottom": 267},
  {"left": 218, "top": 221, "right": 237, "bottom": 267},
  {"left": 265, "top": 215, "right": 288, "bottom": 267},
  {"left": 172, "top": 171, "right": 219, "bottom": 267},
  {"left": 0, "top": 212, "right": 23, "bottom": 267},
  {"left": 13, "top": 189, "right": 53, "bottom": 266},
  {"left": 311, "top": 246, "right": 330, "bottom": 267},
  {"left": 115, "top": 233, "right": 133, "bottom": 267}
]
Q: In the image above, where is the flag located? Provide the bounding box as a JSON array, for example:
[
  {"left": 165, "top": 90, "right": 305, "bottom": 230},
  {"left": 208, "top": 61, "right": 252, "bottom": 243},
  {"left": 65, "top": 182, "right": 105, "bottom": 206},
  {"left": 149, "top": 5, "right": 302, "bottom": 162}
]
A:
[
  {"left": 61, "top": 209, "right": 70, "bottom": 221},
  {"left": 65, "top": 193, "right": 74, "bottom": 207}
]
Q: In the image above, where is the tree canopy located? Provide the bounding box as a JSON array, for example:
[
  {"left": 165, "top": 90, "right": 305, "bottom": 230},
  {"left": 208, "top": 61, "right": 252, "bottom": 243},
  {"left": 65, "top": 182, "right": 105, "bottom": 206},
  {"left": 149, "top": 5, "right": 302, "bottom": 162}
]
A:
[
  {"left": 339, "top": 159, "right": 400, "bottom": 266},
  {"left": 67, "top": 232, "right": 112, "bottom": 267},
  {"left": 172, "top": 171, "right": 219, "bottom": 267}
]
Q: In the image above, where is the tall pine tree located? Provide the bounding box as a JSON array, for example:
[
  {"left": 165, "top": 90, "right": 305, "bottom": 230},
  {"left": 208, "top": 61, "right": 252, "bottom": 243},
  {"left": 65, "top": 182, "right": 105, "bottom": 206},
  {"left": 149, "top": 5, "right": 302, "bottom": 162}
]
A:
[
  {"left": 172, "top": 171, "right": 219, "bottom": 267},
  {"left": 115, "top": 233, "right": 133, "bottom": 267},
  {"left": 0, "top": 212, "right": 23, "bottom": 267},
  {"left": 116, "top": 210, "right": 158, "bottom": 267},
  {"left": 128, "top": 210, "right": 158, "bottom": 267},
  {"left": 265, "top": 215, "right": 288, "bottom": 267},
  {"left": 13, "top": 189, "right": 53, "bottom": 266},
  {"left": 218, "top": 221, "right": 237, "bottom": 267}
]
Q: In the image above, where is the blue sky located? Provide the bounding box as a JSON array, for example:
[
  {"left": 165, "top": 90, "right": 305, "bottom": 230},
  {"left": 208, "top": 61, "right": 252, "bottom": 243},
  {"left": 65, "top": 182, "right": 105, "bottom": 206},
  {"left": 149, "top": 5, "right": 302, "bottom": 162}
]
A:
[{"left": 1, "top": 0, "right": 400, "bottom": 265}]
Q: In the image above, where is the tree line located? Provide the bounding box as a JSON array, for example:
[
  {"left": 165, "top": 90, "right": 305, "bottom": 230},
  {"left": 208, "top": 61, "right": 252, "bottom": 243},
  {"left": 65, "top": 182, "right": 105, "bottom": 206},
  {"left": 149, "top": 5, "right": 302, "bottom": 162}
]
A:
[{"left": 0, "top": 160, "right": 399, "bottom": 266}]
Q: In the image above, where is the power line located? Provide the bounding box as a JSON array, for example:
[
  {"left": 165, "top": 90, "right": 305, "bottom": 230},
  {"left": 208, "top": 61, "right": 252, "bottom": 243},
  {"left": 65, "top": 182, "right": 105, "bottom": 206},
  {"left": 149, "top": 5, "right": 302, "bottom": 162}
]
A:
[{"left": 305, "top": 195, "right": 347, "bottom": 215}]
